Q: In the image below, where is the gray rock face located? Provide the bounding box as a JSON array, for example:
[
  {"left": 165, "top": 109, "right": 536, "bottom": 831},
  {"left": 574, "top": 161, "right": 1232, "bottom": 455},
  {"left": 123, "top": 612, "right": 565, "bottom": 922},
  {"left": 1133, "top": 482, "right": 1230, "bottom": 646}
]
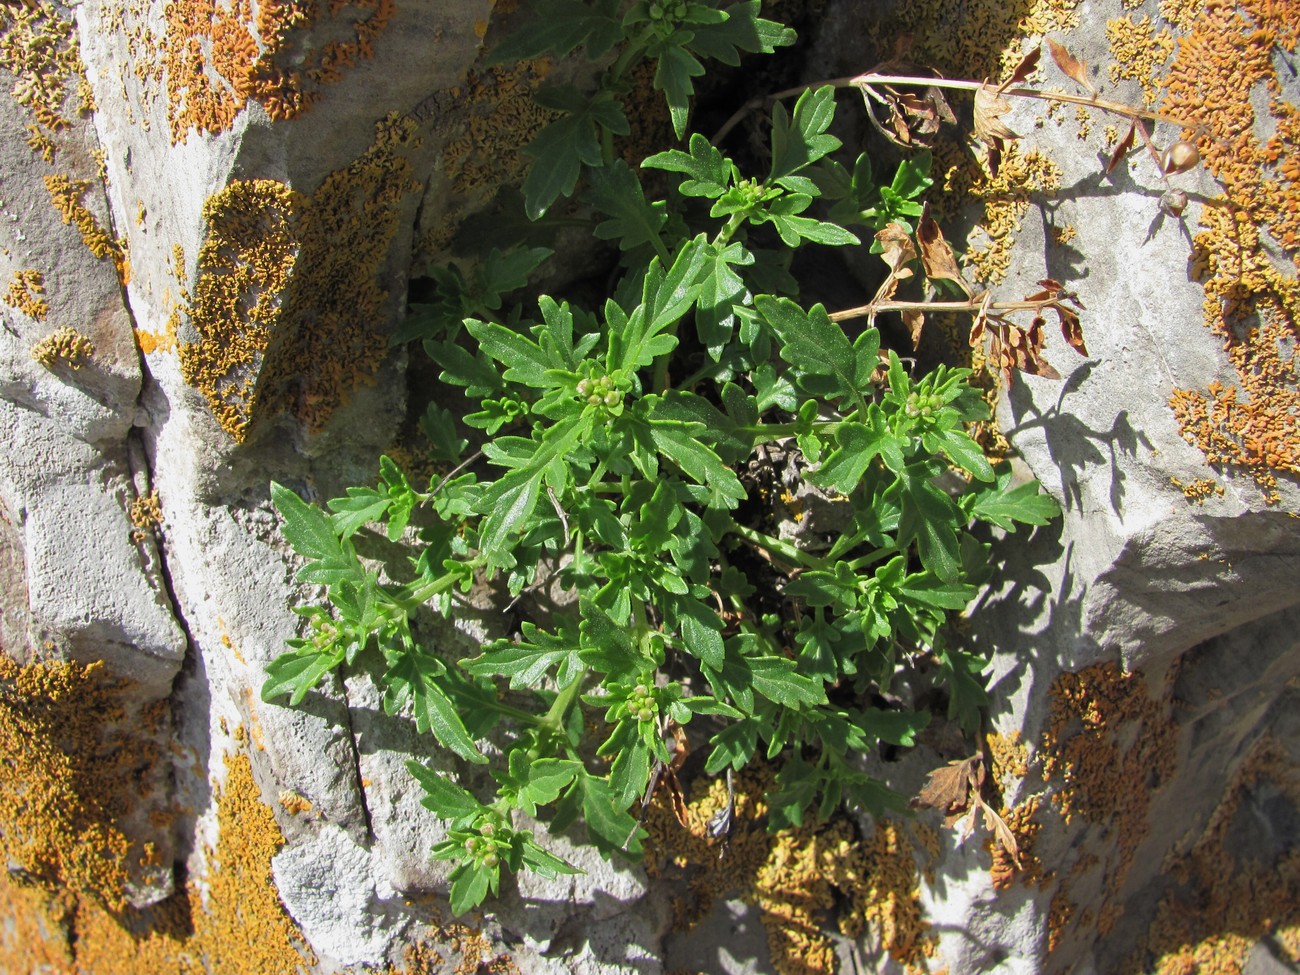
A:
[{"left": 1, "top": 0, "right": 1296, "bottom": 971}]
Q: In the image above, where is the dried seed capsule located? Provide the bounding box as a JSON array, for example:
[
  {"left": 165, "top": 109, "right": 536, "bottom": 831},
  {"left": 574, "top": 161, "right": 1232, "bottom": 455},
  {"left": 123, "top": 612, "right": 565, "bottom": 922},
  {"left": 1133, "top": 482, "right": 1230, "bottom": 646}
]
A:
[
  {"left": 1162, "top": 141, "right": 1200, "bottom": 175},
  {"left": 1160, "top": 189, "right": 1189, "bottom": 217}
]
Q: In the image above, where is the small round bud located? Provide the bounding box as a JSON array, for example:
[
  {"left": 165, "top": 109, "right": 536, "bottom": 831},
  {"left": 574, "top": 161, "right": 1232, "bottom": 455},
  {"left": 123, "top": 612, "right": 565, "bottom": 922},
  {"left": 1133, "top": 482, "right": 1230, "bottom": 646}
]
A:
[
  {"left": 482, "top": 852, "right": 499, "bottom": 868},
  {"left": 587, "top": 394, "right": 602, "bottom": 406},
  {"left": 479, "top": 822, "right": 495, "bottom": 837},
  {"left": 464, "top": 837, "right": 479, "bottom": 852},
  {"left": 576, "top": 379, "right": 592, "bottom": 397},
  {"left": 603, "top": 390, "right": 621, "bottom": 407},
  {"left": 1162, "top": 140, "right": 1200, "bottom": 175}
]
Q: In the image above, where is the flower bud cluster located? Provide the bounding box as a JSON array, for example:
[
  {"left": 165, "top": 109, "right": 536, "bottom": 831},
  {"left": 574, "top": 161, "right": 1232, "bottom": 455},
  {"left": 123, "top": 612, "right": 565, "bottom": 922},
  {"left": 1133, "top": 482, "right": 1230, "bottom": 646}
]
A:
[
  {"left": 627, "top": 683, "right": 658, "bottom": 723},
  {"left": 904, "top": 390, "right": 942, "bottom": 419},
  {"left": 648, "top": 0, "right": 688, "bottom": 25},
  {"left": 575, "top": 373, "right": 623, "bottom": 410},
  {"left": 462, "top": 821, "right": 503, "bottom": 869}
]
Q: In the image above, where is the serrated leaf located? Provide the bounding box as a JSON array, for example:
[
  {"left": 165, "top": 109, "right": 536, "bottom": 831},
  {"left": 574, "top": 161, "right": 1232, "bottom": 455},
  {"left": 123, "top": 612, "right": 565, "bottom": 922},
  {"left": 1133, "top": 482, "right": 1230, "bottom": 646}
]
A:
[
  {"left": 705, "top": 717, "right": 760, "bottom": 772},
  {"left": 860, "top": 706, "right": 930, "bottom": 747},
  {"left": 756, "top": 296, "right": 872, "bottom": 407},
  {"left": 643, "top": 414, "right": 746, "bottom": 505},
  {"left": 261, "top": 643, "right": 344, "bottom": 705},
  {"left": 585, "top": 160, "right": 669, "bottom": 254},
  {"left": 653, "top": 41, "right": 705, "bottom": 138},
  {"left": 577, "top": 772, "right": 643, "bottom": 857},
  {"left": 748, "top": 655, "right": 827, "bottom": 708},
  {"left": 272, "top": 482, "right": 367, "bottom": 588},
  {"left": 933, "top": 428, "right": 995, "bottom": 482},
  {"left": 384, "top": 648, "right": 486, "bottom": 764},
  {"left": 643, "top": 133, "right": 732, "bottom": 198},
  {"left": 465, "top": 318, "right": 556, "bottom": 389},
  {"left": 770, "top": 85, "right": 841, "bottom": 181},
  {"left": 407, "top": 761, "right": 487, "bottom": 823},
  {"left": 686, "top": 0, "right": 795, "bottom": 65},
  {"left": 464, "top": 622, "right": 583, "bottom": 690},
  {"left": 969, "top": 468, "right": 1060, "bottom": 530}
]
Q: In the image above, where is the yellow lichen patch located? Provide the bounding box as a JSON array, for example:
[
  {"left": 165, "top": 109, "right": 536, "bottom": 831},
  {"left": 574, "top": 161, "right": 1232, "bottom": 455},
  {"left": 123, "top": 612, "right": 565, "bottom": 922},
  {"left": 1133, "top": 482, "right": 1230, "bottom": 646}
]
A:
[
  {"left": 964, "top": 147, "right": 1064, "bottom": 286},
  {"left": 155, "top": 0, "right": 394, "bottom": 143},
  {"left": 1158, "top": 0, "right": 1299, "bottom": 502},
  {"left": 42, "top": 174, "right": 130, "bottom": 285},
  {"left": 645, "top": 768, "right": 936, "bottom": 974},
  {"left": 179, "top": 114, "right": 419, "bottom": 440},
  {"left": 391, "top": 915, "right": 521, "bottom": 975},
  {"left": 31, "top": 325, "right": 94, "bottom": 369},
  {"left": 1170, "top": 475, "right": 1224, "bottom": 502},
  {"left": 129, "top": 489, "right": 164, "bottom": 540},
  {"left": 421, "top": 57, "right": 556, "bottom": 260},
  {"left": 1105, "top": 15, "right": 1175, "bottom": 107},
  {"left": 0, "top": 655, "right": 159, "bottom": 912},
  {"left": 1136, "top": 736, "right": 1300, "bottom": 974},
  {"left": 3, "top": 268, "right": 49, "bottom": 320},
  {"left": 0, "top": 0, "right": 92, "bottom": 163},
  {"left": 832, "top": 820, "right": 939, "bottom": 973},
  {"left": 177, "top": 178, "right": 304, "bottom": 441},
  {"left": 1040, "top": 662, "right": 1177, "bottom": 859}
]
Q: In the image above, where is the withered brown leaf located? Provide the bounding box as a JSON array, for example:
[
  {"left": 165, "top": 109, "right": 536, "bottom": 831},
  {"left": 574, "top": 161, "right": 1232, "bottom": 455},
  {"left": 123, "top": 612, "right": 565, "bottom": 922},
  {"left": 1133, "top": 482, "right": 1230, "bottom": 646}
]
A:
[
  {"left": 973, "top": 84, "right": 1018, "bottom": 176},
  {"left": 1108, "top": 119, "right": 1137, "bottom": 173},
  {"left": 917, "top": 206, "right": 973, "bottom": 297},
  {"left": 903, "top": 308, "right": 925, "bottom": 347},
  {"left": 912, "top": 754, "right": 984, "bottom": 823},
  {"left": 1001, "top": 45, "right": 1042, "bottom": 91},
  {"left": 875, "top": 222, "right": 917, "bottom": 274},
  {"left": 1046, "top": 38, "right": 1094, "bottom": 92},
  {"left": 1056, "top": 305, "right": 1088, "bottom": 356}
]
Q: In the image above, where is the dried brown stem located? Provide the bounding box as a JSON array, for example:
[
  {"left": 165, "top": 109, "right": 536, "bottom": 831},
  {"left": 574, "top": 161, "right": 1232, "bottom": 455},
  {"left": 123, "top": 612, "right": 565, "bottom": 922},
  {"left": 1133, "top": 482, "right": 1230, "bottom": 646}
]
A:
[
  {"left": 829, "top": 296, "right": 1061, "bottom": 323},
  {"left": 711, "top": 73, "right": 1198, "bottom": 145}
]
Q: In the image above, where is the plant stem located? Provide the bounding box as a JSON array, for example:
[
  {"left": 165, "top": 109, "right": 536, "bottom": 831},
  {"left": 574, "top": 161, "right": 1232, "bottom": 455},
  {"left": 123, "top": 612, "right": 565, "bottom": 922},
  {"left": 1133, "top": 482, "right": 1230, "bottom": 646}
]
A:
[
  {"left": 827, "top": 295, "right": 1061, "bottom": 323},
  {"left": 725, "top": 519, "right": 832, "bottom": 572},
  {"left": 541, "top": 673, "right": 586, "bottom": 732},
  {"left": 713, "top": 73, "right": 1196, "bottom": 144}
]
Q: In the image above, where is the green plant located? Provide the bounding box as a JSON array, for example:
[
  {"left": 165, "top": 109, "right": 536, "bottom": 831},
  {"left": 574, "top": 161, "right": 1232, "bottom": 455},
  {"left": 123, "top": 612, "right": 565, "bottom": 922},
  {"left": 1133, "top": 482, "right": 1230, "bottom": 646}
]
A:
[{"left": 264, "top": 2, "right": 1061, "bottom": 916}]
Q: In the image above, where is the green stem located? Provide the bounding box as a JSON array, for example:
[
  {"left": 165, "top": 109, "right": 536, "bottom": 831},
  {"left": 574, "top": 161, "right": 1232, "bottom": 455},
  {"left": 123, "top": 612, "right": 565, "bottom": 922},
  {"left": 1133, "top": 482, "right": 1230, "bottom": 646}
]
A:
[
  {"left": 541, "top": 673, "right": 587, "bottom": 732},
  {"left": 737, "top": 420, "right": 846, "bottom": 443},
  {"left": 725, "top": 520, "right": 833, "bottom": 572},
  {"left": 392, "top": 569, "right": 463, "bottom": 614}
]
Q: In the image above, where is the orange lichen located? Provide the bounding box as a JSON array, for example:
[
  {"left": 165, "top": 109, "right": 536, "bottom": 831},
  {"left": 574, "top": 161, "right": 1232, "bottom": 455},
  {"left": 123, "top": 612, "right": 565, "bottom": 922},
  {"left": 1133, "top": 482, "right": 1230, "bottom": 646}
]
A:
[
  {"left": 43, "top": 174, "right": 130, "bottom": 285},
  {"left": 1156, "top": 0, "right": 1299, "bottom": 502},
  {"left": 179, "top": 114, "right": 419, "bottom": 440},
  {"left": 645, "top": 768, "right": 936, "bottom": 974},
  {"left": 0, "top": 741, "right": 316, "bottom": 974},
  {"left": 30, "top": 325, "right": 95, "bottom": 369},
  {"left": 0, "top": 0, "right": 92, "bottom": 163},
  {"left": 1136, "top": 737, "right": 1300, "bottom": 974},
  {"left": 0, "top": 655, "right": 158, "bottom": 912},
  {"left": 177, "top": 178, "right": 303, "bottom": 440},
  {"left": 156, "top": 0, "right": 394, "bottom": 143},
  {"left": 3, "top": 268, "right": 49, "bottom": 320},
  {"left": 1038, "top": 661, "right": 1178, "bottom": 952}
]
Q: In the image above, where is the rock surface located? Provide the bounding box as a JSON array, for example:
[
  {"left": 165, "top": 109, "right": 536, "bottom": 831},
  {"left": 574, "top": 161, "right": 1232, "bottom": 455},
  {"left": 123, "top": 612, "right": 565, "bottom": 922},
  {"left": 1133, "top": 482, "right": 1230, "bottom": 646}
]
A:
[{"left": 0, "top": 0, "right": 1297, "bottom": 972}]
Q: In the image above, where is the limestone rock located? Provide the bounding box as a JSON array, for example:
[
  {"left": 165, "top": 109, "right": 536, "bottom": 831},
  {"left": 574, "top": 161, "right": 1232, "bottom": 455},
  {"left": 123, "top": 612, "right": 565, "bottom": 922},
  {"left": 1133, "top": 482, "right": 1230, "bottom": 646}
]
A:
[{"left": 1, "top": 0, "right": 1297, "bottom": 970}]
